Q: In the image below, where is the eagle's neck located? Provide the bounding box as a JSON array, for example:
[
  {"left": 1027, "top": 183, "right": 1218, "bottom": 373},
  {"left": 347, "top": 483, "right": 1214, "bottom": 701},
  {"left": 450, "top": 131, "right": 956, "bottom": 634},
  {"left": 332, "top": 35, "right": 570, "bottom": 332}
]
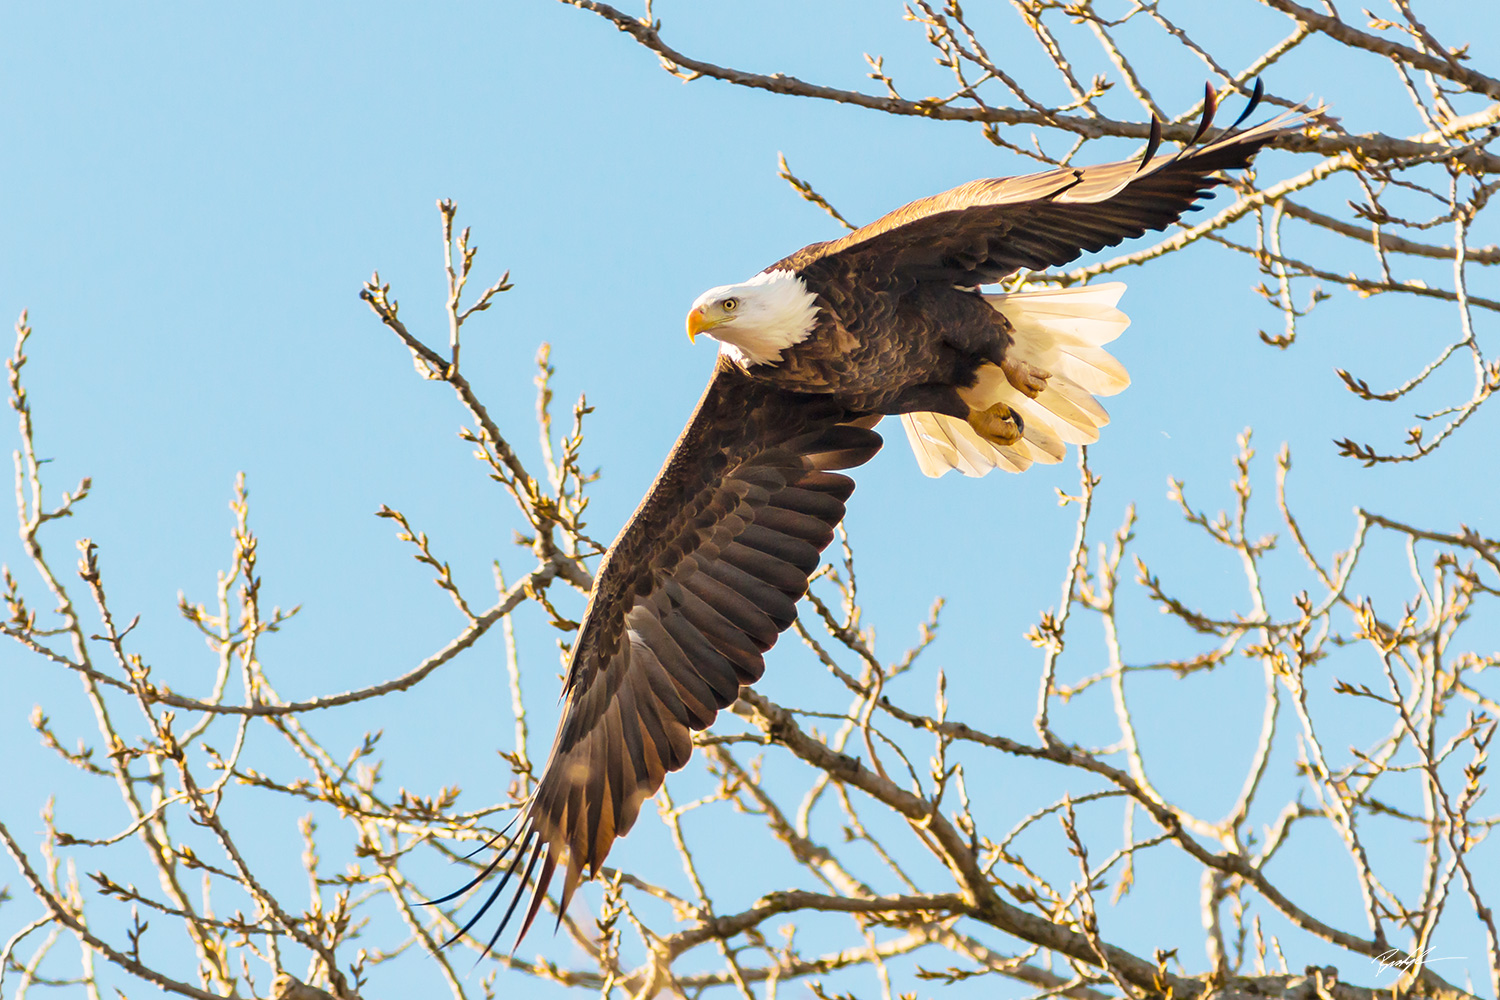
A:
[{"left": 718, "top": 269, "right": 819, "bottom": 367}]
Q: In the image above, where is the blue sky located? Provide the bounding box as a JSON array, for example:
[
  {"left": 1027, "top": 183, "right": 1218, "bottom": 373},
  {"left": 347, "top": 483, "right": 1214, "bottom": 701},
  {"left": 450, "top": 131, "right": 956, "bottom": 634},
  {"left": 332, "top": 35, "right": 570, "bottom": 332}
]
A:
[{"left": 1, "top": 3, "right": 1496, "bottom": 997}]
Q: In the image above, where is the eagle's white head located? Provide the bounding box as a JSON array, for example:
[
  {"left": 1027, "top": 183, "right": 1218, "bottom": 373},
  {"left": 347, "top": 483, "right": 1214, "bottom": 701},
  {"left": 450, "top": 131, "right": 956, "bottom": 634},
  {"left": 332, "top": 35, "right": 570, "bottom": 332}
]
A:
[{"left": 686, "top": 268, "right": 819, "bottom": 367}]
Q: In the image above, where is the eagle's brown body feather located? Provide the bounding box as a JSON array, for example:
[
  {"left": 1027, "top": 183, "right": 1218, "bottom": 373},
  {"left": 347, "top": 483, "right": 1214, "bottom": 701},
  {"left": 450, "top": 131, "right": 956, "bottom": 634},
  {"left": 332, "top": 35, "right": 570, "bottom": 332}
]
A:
[{"left": 767, "top": 255, "right": 1012, "bottom": 415}]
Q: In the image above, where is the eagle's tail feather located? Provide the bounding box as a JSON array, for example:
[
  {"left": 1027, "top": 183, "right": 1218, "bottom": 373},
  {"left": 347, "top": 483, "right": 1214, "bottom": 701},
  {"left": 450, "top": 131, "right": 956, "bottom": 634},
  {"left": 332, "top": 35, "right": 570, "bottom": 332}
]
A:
[{"left": 900, "top": 282, "right": 1131, "bottom": 478}]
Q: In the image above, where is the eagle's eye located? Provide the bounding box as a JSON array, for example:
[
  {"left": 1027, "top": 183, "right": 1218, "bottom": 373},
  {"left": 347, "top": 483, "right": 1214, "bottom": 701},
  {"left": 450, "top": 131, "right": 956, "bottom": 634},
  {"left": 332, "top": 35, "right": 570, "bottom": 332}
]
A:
[{"left": 721, "top": 297, "right": 739, "bottom": 312}]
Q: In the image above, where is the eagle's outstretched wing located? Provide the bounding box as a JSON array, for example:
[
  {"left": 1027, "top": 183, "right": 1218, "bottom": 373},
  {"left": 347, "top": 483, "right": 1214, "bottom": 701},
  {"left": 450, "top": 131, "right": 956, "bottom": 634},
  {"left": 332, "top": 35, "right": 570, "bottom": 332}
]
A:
[
  {"left": 780, "top": 85, "right": 1312, "bottom": 285},
  {"left": 438, "top": 359, "right": 882, "bottom": 953}
]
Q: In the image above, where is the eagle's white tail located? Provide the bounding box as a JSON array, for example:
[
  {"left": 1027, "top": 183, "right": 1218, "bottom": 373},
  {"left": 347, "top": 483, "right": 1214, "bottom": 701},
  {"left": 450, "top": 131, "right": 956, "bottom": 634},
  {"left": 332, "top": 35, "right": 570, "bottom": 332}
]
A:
[{"left": 901, "top": 282, "right": 1131, "bottom": 477}]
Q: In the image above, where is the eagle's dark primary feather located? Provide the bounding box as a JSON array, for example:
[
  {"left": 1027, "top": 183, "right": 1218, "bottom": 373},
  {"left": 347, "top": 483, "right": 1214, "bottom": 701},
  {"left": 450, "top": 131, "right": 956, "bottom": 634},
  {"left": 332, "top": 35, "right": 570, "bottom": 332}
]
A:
[
  {"left": 776, "top": 83, "right": 1291, "bottom": 286},
  {"left": 438, "top": 360, "right": 882, "bottom": 953}
]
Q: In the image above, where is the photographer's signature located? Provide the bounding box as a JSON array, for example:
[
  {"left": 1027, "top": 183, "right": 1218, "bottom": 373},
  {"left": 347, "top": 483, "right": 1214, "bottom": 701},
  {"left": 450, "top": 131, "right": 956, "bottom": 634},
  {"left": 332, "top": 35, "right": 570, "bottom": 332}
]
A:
[{"left": 1372, "top": 946, "right": 1464, "bottom": 977}]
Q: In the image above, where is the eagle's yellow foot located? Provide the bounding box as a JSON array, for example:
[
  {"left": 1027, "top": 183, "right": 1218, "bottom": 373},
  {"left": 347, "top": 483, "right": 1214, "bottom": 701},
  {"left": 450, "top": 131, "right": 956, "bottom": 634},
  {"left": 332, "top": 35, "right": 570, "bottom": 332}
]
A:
[
  {"left": 1002, "top": 357, "right": 1050, "bottom": 398},
  {"left": 967, "top": 402, "right": 1023, "bottom": 445}
]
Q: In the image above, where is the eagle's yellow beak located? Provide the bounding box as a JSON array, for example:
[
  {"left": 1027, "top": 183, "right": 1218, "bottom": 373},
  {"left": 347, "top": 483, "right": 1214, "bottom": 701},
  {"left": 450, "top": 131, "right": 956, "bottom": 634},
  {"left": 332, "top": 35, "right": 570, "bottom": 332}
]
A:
[{"left": 686, "top": 307, "right": 708, "bottom": 343}]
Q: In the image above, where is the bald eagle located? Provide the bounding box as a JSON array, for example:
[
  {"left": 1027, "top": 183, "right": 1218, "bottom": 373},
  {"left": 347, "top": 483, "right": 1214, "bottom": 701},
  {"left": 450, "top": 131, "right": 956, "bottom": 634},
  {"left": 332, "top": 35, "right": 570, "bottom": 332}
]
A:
[{"left": 440, "top": 88, "right": 1311, "bottom": 951}]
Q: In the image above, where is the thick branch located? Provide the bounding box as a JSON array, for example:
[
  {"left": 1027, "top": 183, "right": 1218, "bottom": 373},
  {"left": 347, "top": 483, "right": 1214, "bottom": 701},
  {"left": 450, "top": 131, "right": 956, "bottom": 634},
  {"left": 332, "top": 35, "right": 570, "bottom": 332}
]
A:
[{"left": 563, "top": 1, "right": 1500, "bottom": 172}]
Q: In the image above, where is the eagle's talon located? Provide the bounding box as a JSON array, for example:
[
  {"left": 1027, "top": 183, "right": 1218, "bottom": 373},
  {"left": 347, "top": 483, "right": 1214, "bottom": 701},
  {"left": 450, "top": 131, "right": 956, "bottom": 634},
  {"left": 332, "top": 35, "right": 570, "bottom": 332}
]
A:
[
  {"left": 968, "top": 402, "right": 1024, "bottom": 445},
  {"left": 1002, "top": 358, "right": 1050, "bottom": 398}
]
